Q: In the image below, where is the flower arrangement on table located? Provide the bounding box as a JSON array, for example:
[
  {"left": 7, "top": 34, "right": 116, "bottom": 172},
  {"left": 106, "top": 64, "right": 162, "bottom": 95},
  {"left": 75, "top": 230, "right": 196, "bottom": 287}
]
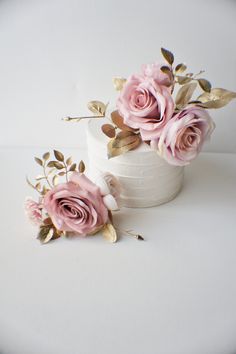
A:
[
  {"left": 25, "top": 48, "right": 236, "bottom": 244},
  {"left": 25, "top": 151, "right": 143, "bottom": 243},
  {"left": 64, "top": 47, "right": 236, "bottom": 166}
]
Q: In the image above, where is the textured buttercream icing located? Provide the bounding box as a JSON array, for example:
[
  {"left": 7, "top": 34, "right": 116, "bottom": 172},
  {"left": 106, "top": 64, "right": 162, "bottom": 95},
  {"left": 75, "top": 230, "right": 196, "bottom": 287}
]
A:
[{"left": 87, "top": 118, "right": 184, "bottom": 208}]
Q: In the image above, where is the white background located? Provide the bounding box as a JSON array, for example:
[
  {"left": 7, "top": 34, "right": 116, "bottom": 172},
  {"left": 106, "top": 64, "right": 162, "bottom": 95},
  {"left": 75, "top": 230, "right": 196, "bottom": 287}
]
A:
[
  {"left": 0, "top": 0, "right": 236, "bottom": 152},
  {"left": 1, "top": 2, "right": 236, "bottom": 353}
]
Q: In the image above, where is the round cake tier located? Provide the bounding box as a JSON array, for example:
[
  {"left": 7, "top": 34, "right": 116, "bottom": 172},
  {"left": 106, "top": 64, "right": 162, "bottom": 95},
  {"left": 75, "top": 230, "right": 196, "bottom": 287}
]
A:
[{"left": 86, "top": 118, "right": 184, "bottom": 208}]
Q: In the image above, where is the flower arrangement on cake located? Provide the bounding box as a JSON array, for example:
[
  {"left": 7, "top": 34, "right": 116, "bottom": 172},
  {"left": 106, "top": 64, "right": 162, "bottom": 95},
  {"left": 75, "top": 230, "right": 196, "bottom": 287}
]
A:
[
  {"left": 65, "top": 47, "right": 236, "bottom": 166},
  {"left": 25, "top": 150, "right": 143, "bottom": 243},
  {"left": 63, "top": 47, "right": 236, "bottom": 209}
]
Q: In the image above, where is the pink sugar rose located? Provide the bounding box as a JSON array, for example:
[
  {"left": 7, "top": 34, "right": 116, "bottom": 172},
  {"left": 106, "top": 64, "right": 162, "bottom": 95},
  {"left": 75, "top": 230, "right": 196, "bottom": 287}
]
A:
[
  {"left": 43, "top": 173, "right": 108, "bottom": 235},
  {"left": 25, "top": 198, "right": 43, "bottom": 225},
  {"left": 117, "top": 74, "right": 174, "bottom": 141},
  {"left": 141, "top": 62, "right": 173, "bottom": 87},
  {"left": 155, "top": 106, "right": 215, "bottom": 166}
]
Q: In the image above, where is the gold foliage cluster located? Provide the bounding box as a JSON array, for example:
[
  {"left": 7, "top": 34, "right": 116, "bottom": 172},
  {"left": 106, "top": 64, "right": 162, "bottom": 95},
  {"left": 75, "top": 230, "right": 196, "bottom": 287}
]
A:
[
  {"left": 102, "top": 111, "right": 141, "bottom": 158},
  {"left": 27, "top": 150, "right": 85, "bottom": 195},
  {"left": 159, "top": 47, "right": 236, "bottom": 111}
]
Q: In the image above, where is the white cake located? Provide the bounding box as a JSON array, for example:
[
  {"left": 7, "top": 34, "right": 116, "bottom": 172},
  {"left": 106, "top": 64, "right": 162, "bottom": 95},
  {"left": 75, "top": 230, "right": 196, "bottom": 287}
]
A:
[{"left": 87, "top": 118, "right": 184, "bottom": 208}]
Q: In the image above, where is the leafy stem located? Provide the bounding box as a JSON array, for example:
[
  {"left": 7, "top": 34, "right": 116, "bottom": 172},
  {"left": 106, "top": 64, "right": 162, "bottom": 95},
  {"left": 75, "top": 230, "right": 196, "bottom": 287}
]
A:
[
  {"left": 63, "top": 162, "right": 69, "bottom": 182},
  {"left": 62, "top": 115, "right": 104, "bottom": 122},
  {"left": 43, "top": 162, "right": 53, "bottom": 189}
]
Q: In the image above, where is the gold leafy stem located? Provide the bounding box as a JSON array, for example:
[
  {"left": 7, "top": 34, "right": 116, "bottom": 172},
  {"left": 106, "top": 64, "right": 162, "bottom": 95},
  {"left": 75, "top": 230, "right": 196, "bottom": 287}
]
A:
[
  {"left": 62, "top": 101, "right": 108, "bottom": 122},
  {"left": 26, "top": 150, "right": 85, "bottom": 196}
]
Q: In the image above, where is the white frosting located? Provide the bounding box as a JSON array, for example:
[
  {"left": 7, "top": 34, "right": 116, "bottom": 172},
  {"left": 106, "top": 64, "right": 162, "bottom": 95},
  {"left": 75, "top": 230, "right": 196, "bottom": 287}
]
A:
[{"left": 86, "top": 118, "right": 184, "bottom": 208}]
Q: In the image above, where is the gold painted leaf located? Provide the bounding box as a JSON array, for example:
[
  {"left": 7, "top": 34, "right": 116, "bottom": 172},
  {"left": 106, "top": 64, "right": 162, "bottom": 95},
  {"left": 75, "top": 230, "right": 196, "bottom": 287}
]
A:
[
  {"left": 66, "top": 156, "right": 72, "bottom": 166},
  {"left": 197, "top": 88, "right": 236, "bottom": 108},
  {"left": 161, "top": 47, "right": 174, "bottom": 65},
  {"left": 112, "top": 77, "right": 126, "bottom": 91},
  {"left": 175, "top": 63, "right": 187, "bottom": 73},
  {"left": 47, "top": 161, "right": 56, "bottom": 168},
  {"left": 176, "top": 76, "right": 192, "bottom": 85},
  {"left": 175, "top": 82, "right": 197, "bottom": 108},
  {"left": 35, "top": 182, "right": 41, "bottom": 191},
  {"left": 198, "top": 79, "right": 211, "bottom": 93},
  {"left": 34, "top": 157, "right": 43, "bottom": 166},
  {"left": 79, "top": 160, "right": 85, "bottom": 173},
  {"left": 42, "top": 152, "right": 50, "bottom": 161},
  {"left": 102, "top": 223, "right": 117, "bottom": 243},
  {"left": 37, "top": 224, "right": 61, "bottom": 243},
  {"left": 69, "top": 163, "right": 77, "bottom": 171},
  {"left": 87, "top": 101, "right": 107, "bottom": 116},
  {"left": 52, "top": 175, "right": 59, "bottom": 186},
  {"left": 58, "top": 171, "right": 66, "bottom": 176},
  {"left": 112, "top": 131, "right": 137, "bottom": 148},
  {"left": 53, "top": 161, "right": 64, "bottom": 170},
  {"left": 54, "top": 150, "right": 64, "bottom": 162},
  {"left": 42, "top": 185, "right": 49, "bottom": 195},
  {"left": 160, "top": 66, "right": 171, "bottom": 74},
  {"left": 107, "top": 133, "right": 141, "bottom": 158},
  {"left": 43, "top": 228, "right": 55, "bottom": 244},
  {"left": 101, "top": 123, "right": 116, "bottom": 138},
  {"left": 111, "top": 110, "right": 135, "bottom": 132}
]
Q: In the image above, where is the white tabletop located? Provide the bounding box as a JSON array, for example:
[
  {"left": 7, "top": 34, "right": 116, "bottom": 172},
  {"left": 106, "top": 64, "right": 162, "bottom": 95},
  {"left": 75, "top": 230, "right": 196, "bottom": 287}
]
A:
[{"left": 1, "top": 147, "right": 236, "bottom": 354}]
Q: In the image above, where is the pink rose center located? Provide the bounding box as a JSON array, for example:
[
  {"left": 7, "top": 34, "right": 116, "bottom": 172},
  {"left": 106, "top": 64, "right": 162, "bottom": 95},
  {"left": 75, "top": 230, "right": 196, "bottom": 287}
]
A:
[
  {"left": 130, "top": 87, "right": 159, "bottom": 118},
  {"left": 58, "top": 197, "right": 93, "bottom": 223},
  {"left": 176, "top": 125, "right": 202, "bottom": 151}
]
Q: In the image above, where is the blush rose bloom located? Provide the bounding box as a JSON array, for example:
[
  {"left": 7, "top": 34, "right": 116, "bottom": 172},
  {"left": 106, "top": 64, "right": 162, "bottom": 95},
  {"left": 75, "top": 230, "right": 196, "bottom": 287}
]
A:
[
  {"left": 117, "top": 74, "right": 174, "bottom": 141},
  {"left": 43, "top": 173, "right": 108, "bottom": 235},
  {"left": 141, "top": 62, "right": 173, "bottom": 87},
  {"left": 155, "top": 106, "right": 215, "bottom": 166}
]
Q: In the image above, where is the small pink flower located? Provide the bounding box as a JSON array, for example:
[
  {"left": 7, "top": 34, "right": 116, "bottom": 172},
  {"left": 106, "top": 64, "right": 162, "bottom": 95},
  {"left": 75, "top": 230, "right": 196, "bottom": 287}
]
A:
[
  {"left": 155, "top": 106, "right": 215, "bottom": 166},
  {"left": 43, "top": 173, "right": 108, "bottom": 235},
  {"left": 25, "top": 198, "right": 43, "bottom": 225},
  {"left": 117, "top": 74, "right": 174, "bottom": 141}
]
